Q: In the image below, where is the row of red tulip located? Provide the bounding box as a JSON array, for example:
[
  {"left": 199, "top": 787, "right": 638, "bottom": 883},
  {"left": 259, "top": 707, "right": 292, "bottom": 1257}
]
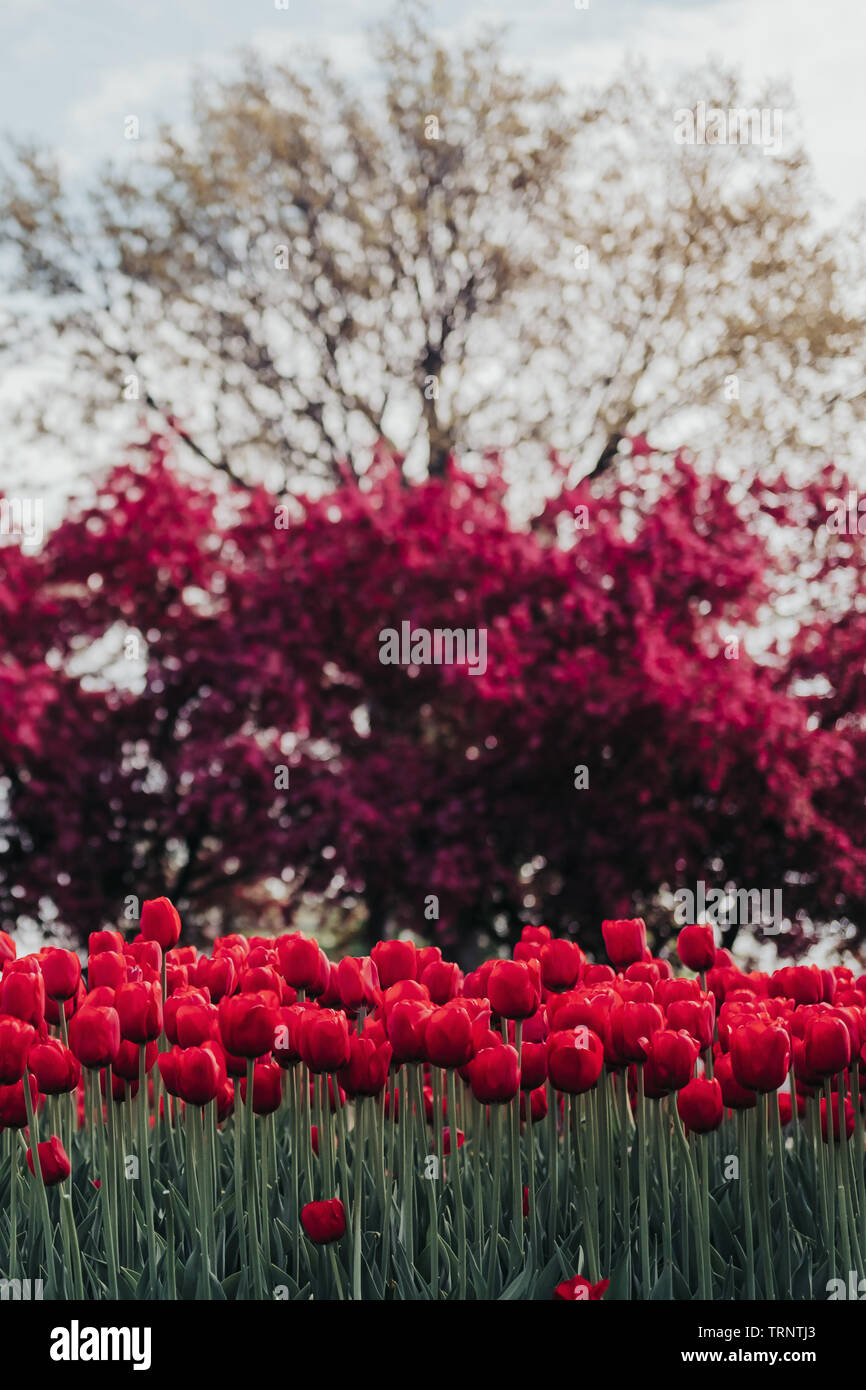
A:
[{"left": 0, "top": 904, "right": 864, "bottom": 1299}]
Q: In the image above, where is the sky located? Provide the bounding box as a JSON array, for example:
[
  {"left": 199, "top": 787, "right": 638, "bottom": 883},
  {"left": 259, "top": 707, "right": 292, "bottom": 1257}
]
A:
[
  {"left": 0, "top": 0, "right": 864, "bottom": 217},
  {"left": 1, "top": 0, "right": 863, "bottom": 511}
]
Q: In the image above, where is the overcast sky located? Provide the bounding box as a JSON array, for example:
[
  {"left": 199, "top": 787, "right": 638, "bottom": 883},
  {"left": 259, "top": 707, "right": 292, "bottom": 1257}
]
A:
[
  {"left": 1, "top": 0, "right": 862, "bottom": 510},
  {"left": 1, "top": 0, "right": 864, "bottom": 216}
]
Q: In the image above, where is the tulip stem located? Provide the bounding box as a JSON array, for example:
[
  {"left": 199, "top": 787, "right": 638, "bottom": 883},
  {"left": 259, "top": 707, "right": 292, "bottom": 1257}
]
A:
[
  {"left": 93, "top": 1071, "right": 119, "bottom": 1298},
  {"left": 233, "top": 1089, "right": 248, "bottom": 1290},
  {"left": 244, "top": 1060, "right": 264, "bottom": 1298},
  {"left": 738, "top": 1109, "right": 756, "bottom": 1299},
  {"left": 526, "top": 1089, "right": 537, "bottom": 1270},
  {"left": 769, "top": 1092, "right": 792, "bottom": 1296},
  {"left": 672, "top": 1104, "right": 706, "bottom": 1297},
  {"left": 600, "top": 1069, "right": 614, "bottom": 1264},
  {"left": 59, "top": 1179, "right": 85, "bottom": 1299},
  {"left": 328, "top": 1244, "right": 344, "bottom": 1299},
  {"left": 260, "top": 1110, "right": 272, "bottom": 1278},
  {"left": 138, "top": 1045, "right": 158, "bottom": 1292},
  {"left": 547, "top": 1082, "right": 559, "bottom": 1247},
  {"left": 656, "top": 1101, "right": 672, "bottom": 1280},
  {"left": 352, "top": 1094, "right": 364, "bottom": 1300},
  {"left": 399, "top": 1066, "right": 413, "bottom": 1252},
  {"left": 290, "top": 1067, "right": 301, "bottom": 1282},
  {"left": 755, "top": 1095, "right": 775, "bottom": 1298},
  {"left": 411, "top": 1067, "right": 437, "bottom": 1298},
  {"left": 486, "top": 1105, "right": 503, "bottom": 1296},
  {"left": 186, "top": 1104, "right": 205, "bottom": 1296},
  {"left": 822, "top": 1079, "right": 838, "bottom": 1284},
  {"left": 447, "top": 1068, "right": 467, "bottom": 1295},
  {"left": 850, "top": 1067, "right": 866, "bottom": 1264},
  {"left": 616, "top": 1072, "right": 632, "bottom": 1298},
  {"left": 8, "top": 1128, "right": 19, "bottom": 1281},
  {"left": 636, "top": 1065, "right": 651, "bottom": 1295},
  {"left": 23, "top": 1067, "right": 58, "bottom": 1292}
]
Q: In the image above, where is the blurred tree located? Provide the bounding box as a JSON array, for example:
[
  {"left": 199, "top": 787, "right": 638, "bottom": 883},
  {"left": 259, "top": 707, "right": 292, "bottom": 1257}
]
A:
[
  {"left": 0, "top": 438, "right": 863, "bottom": 958},
  {"left": 0, "top": 11, "right": 863, "bottom": 488}
]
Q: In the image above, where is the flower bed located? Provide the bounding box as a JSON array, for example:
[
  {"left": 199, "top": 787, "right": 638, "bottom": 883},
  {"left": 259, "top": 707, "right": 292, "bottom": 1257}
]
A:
[{"left": 0, "top": 904, "right": 862, "bottom": 1300}]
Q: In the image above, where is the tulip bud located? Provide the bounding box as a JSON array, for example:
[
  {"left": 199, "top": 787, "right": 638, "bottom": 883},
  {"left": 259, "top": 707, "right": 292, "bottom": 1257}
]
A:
[
  {"left": 301, "top": 1198, "right": 346, "bottom": 1244},
  {"left": 140, "top": 897, "right": 182, "bottom": 951}
]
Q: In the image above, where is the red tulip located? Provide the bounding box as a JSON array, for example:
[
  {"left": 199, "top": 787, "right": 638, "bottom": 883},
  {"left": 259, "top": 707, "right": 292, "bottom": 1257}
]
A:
[
  {"left": 605, "top": 1000, "right": 664, "bottom": 1066},
  {"left": 770, "top": 965, "right": 823, "bottom": 1007},
  {"left": 370, "top": 939, "right": 417, "bottom": 990},
  {"left": 487, "top": 959, "right": 541, "bottom": 1020},
  {"left": 386, "top": 999, "right": 433, "bottom": 1063},
  {"left": 126, "top": 938, "right": 163, "bottom": 975},
  {"left": 277, "top": 934, "right": 328, "bottom": 994},
  {"left": 113, "top": 1038, "right": 158, "bottom": 1082},
  {"left": 778, "top": 1091, "right": 806, "bottom": 1125},
  {"left": 642, "top": 1030, "right": 700, "bottom": 1097},
  {"left": 665, "top": 997, "right": 715, "bottom": 1050},
  {"left": 195, "top": 953, "right": 238, "bottom": 1002},
  {"left": 0, "top": 1073, "right": 39, "bottom": 1127},
  {"left": 676, "top": 924, "right": 716, "bottom": 973},
  {"left": 175, "top": 998, "right": 218, "bottom": 1048},
  {"left": 338, "top": 1034, "right": 392, "bottom": 1097},
  {"left": 27, "top": 1038, "right": 80, "bottom": 1095},
  {"left": 676, "top": 1076, "right": 723, "bottom": 1133},
  {"left": 468, "top": 1044, "right": 520, "bottom": 1103},
  {"left": 584, "top": 964, "right": 617, "bottom": 985},
  {"left": 0, "top": 969, "right": 45, "bottom": 1026},
  {"left": 215, "top": 1078, "right": 235, "bottom": 1122},
  {"left": 272, "top": 1003, "right": 314, "bottom": 1067},
  {"left": 299, "top": 1008, "right": 352, "bottom": 1073},
  {"left": 419, "top": 959, "right": 463, "bottom": 1004},
  {"left": 164, "top": 986, "right": 211, "bottom": 1044},
  {"left": 553, "top": 1275, "right": 610, "bottom": 1300},
  {"left": 335, "top": 955, "right": 381, "bottom": 1012},
  {"left": 601, "top": 918, "right": 647, "bottom": 969},
  {"left": 115, "top": 980, "right": 163, "bottom": 1044},
  {"left": 546, "top": 1027, "right": 604, "bottom": 1094},
  {"left": 140, "top": 897, "right": 181, "bottom": 951},
  {"left": 425, "top": 1002, "right": 475, "bottom": 1068},
  {"left": 714, "top": 1050, "right": 757, "bottom": 1110},
  {"left": 520, "top": 1086, "right": 549, "bottom": 1122},
  {"left": 519, "top": 1039, "right": 548, "bottom": 1091},
  {"left": 521, "top": 924, "right": 552, "bottom": 946},
  {"left": 69, "top": 1005, "right": 121, "bottom": 1069},
  {"left": 301, "top": 1198, "right": 346, "bottom": 1244},
  {"left": 39, "top": 947, "right": 82, "bottom": 1001},
  {"left": 218, "top": 992, "right": 279, "bottom": 1059},
  {"left": 804, "top": 1014, "right": 851, "bottom": 1078},
  {"left": 0, "top": 1017, "right": 37, "bottom": 1083},
  {"left": 240, "top": 1058, "right": 283, "bottom": 1114},
  {"left": 157, "top": 1048, "right": 183, "bottom": 1098},
  {"left": 26, "top": 1134, "right": 71, "bottom": 1186},
  {"left": 88, "top": 930, "right": 124, "bottom": 956},
  {"left": 88, "top": 951, "right": 128, "bottom": 992},
  {"left": 442, "top": 1127, "right": 464, "bottom": 1155},
  {"left": 730, "top": 1022, "right": 791, "bottom": 1093},
  {"left": 540, "top": 939, "right": 583, "bottom": 992}
]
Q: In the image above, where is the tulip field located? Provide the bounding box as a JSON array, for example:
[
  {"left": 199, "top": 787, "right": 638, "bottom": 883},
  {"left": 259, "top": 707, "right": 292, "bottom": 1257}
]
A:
[{"left": 0, "top": 902, "right": 864, "bottom": 1302}]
